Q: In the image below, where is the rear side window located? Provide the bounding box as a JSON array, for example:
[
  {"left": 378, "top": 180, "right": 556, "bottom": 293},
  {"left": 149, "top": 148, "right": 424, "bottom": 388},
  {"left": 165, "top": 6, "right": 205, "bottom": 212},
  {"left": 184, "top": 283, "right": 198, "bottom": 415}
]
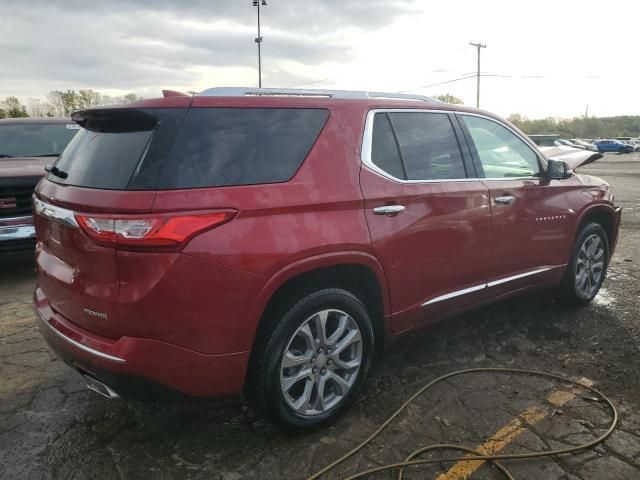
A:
[
  {"left": 370, "top": 114, "right": 405, "bottom": 179},
  {"left": 369, "top": 112, "right": 467, "bottom": 181},
  {"left": 389, "top": 112, "right": 466, "bottom": 181},
  {"left": 158, "top": 108, "right": 329, "bottom": 189}
]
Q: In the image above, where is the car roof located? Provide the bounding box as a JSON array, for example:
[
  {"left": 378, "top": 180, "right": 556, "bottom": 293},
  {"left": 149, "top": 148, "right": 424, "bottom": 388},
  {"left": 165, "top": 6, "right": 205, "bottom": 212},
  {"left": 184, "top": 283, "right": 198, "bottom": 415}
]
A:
[
  {"left": 0, "top": 117, "right": 72, "bottom": 125},
  {"left": 82, "top": 87, "right": 501, "bottom": 122}
]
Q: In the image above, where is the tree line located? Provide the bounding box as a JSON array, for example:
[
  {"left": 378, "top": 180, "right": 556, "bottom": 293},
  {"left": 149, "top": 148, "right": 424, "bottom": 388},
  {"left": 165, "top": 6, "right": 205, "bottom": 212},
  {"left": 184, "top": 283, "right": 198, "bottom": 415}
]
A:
[
  {"left": 507, "top": 114, "right": 640, "bottom": 139},
  {"left": 0, "top": 89, "right": 141, "bottom": 118}
]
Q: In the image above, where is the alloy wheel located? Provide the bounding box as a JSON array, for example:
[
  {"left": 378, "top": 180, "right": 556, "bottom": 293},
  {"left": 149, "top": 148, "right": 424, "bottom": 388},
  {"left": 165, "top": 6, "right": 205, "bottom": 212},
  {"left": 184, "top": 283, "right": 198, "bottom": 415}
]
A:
[
  {"left": 279, "top": 309, "right": 363, "bottom": 416},
  {"left": 575, "top": 234, "right": 605, "bottom": 299}
]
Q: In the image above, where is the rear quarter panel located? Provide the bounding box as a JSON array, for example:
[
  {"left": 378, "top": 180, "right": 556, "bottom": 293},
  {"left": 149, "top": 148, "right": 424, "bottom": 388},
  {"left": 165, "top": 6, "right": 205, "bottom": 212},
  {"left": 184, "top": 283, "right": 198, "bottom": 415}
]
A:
[{"left": 144, "top": 102, "right": 381, "bottom": 352}]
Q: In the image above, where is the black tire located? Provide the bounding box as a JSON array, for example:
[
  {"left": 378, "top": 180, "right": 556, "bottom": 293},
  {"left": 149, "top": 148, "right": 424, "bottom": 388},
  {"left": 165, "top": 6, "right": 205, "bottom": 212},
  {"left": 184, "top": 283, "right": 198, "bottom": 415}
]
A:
[
  {"left": 248, "top": 288, "right": 374, "bottom": 430},
  {"left": 558, "top": 222, "right": 609, "bottom": 306}
]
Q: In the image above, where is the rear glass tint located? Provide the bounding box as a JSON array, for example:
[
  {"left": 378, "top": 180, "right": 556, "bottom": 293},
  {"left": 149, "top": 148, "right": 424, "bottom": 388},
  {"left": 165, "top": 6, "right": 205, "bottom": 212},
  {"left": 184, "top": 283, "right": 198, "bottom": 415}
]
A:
[
  {"left": 0, "top": 123, "right": 78, "bottom": 158},
  {"left": 157, "top": 108, "right": 329, "bottom": 189},
  {"left": 49, "top": 109, "right": 186, "bottom": 190}
]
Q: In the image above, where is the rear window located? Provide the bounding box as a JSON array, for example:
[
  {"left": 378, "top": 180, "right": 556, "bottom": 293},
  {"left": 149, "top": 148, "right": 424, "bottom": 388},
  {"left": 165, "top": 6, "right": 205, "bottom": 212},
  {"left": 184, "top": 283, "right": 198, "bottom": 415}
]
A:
[
  {"left": 49, "top": 108, "right": 187, "bottom": 190},
  {"left": 49, "top": 107, "right": 328, "bottom": 190},
  {"left": 157, "top": 108, "right": 329, "bottom": 189},
  {"left": 0, "top": 123, "right": 78, "bottom": 158}
]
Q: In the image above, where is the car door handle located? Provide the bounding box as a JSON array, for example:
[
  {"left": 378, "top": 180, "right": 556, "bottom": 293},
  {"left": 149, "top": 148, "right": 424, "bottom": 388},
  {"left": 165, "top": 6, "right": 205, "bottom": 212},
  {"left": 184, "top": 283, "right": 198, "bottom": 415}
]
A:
[
  {"left": 495, "top": 195, "right": 516, "bottom": 205},
  {"left": 373, "top": 205, "right": 406, "bottom": 215}
]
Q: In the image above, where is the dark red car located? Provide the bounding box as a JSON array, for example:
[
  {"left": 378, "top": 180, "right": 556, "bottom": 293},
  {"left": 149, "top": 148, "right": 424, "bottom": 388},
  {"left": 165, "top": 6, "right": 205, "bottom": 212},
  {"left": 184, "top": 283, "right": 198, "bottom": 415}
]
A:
[{"left": 33, "top": 88, "right": 621, "bottom": 429}]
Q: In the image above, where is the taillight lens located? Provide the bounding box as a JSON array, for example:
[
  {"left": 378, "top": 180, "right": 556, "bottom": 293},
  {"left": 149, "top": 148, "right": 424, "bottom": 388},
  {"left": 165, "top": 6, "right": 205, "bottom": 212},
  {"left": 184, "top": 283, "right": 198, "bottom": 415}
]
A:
[{"left": 75, "top": 211, "right": 236, "bottom": 248}]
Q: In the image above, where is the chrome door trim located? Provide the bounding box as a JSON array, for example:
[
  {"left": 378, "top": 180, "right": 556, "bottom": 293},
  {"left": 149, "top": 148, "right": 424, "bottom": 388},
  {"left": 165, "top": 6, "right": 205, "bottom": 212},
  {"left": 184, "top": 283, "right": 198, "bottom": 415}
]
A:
[
  {"left": 421, "top": 283, "right": 486, "bottom": 307},
  {"left": 36, "top": 310, "right": 126, "bottom": 363},
  {"left": 33, "top": 197, "right": 78, "bottom": 228},
  {"left": 421, "top": 267, "right": 554, "bottom": 307},
  {"left": 486, "top": 267, "right": 553, "bottom": 287}
]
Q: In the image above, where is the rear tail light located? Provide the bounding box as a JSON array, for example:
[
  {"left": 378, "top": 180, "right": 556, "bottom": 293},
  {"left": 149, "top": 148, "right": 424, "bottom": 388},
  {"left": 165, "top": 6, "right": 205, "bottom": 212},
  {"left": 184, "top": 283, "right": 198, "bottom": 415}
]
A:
[{"left": 75, "top": 211, "right": 236, "bottom": 248}]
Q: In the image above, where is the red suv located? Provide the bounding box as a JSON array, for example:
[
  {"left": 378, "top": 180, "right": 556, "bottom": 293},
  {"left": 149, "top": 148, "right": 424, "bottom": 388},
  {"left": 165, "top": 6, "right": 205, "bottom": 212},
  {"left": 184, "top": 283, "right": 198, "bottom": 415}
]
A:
[{"left": 33, "top": 88, "right": 621, "bottom": 429}]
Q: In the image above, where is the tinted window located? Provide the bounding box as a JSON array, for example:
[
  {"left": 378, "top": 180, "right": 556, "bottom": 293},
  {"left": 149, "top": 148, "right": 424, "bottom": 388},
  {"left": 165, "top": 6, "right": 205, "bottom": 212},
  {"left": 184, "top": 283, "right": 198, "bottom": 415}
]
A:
[
  {"left": 0, "top": 123, "right": 78, "bottom": 158},
  {"left": 387, "top": 112, "right": 466, "bottom": 180},
  {"left": 158, "top": 108, "right": 329, "bottom": 188},
  {"left": 49, "top": 109, "right": 187, "bottom": 190},
  {"left": 53, "top": 129, "right": 153, "bottom": 189},
  {"left": 462, "top": 115, "right": 540, "bottom": 178},
  {"left": 370, "top": 113, "right": 405, "bottom": 179}
]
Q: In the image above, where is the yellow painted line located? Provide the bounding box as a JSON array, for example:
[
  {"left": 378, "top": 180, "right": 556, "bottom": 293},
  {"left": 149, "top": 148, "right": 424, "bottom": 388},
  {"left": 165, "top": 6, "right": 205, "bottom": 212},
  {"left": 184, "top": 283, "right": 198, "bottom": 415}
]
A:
[{"left": 435, "top": 378, "right": 593, "bottom": 480}]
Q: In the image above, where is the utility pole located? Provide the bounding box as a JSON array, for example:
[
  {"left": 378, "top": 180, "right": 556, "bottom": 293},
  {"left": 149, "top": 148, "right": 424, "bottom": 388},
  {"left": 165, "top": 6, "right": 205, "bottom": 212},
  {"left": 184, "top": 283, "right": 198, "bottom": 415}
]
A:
[
  {"left": 469, "top": 42, "right": 486, "bottom": 108},
  {"left": 253, "top": 0, "right": 267, "bottom": 88},
  {"left": 585, "top": 105, "right": 589, "bottom": 118}
]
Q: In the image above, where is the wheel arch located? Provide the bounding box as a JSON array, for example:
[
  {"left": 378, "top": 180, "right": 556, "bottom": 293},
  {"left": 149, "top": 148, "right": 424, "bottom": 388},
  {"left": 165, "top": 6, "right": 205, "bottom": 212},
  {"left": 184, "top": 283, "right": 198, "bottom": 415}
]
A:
[
  {"left": 244, "top": 252, "right": 391, "bottom": 392},
  {"left": 573, "top": 204, "right": 616, "bottom": 262}
]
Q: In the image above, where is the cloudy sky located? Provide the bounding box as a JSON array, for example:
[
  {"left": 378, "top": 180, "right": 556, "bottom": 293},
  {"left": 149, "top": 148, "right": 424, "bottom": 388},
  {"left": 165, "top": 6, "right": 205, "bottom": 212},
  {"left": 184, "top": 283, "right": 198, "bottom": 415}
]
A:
[{"left": 1, "top": 0, "right": 638, "bottom": 119}]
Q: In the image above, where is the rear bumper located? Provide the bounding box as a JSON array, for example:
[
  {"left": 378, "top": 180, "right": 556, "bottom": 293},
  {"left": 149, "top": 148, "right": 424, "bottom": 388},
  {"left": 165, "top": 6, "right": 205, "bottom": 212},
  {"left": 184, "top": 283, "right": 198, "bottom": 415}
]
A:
[
  {"left": 34, "top": 287, "right": 249, "bottom": 398},
  {"left": 0, "top": 215, "right": 36, "bottom": 255}
]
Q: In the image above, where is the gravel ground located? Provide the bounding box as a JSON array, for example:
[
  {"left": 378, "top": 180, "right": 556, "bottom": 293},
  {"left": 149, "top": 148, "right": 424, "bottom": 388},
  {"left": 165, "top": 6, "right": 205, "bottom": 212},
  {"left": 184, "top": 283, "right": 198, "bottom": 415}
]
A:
[{"left": 1, "top": 153, "right": 639, "bottom": 480}]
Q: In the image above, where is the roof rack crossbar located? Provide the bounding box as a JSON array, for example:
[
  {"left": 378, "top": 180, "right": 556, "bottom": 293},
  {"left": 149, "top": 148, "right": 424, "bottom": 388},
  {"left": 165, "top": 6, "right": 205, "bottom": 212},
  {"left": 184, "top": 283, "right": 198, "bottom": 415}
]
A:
[{"left": 197, "top": 87, "right": 439, "bottom": 103}]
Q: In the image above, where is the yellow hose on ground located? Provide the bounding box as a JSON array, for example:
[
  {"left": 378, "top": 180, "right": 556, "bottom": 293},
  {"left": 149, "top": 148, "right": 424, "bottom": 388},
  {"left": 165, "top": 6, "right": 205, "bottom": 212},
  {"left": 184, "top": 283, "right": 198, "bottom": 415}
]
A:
[{"left": 306, "top": 368, "right": 618, "bottom": 480}]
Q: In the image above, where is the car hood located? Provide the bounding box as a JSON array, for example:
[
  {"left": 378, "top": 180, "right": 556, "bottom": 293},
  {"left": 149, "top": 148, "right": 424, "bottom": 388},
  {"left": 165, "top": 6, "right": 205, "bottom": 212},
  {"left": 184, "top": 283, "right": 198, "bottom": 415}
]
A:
[
  {"left": 539, "top": 146, "right": 602, "bottom": 170},
  {"left": 0, "top": 156, "right": 51, "bottom": 178}
]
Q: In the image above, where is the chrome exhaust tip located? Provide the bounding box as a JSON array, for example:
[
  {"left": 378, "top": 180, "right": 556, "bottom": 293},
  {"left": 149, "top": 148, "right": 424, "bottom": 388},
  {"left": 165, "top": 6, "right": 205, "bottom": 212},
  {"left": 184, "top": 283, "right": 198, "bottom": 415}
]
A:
[{"left": 83, "top": 375, "right": 120, "bottom": 399}]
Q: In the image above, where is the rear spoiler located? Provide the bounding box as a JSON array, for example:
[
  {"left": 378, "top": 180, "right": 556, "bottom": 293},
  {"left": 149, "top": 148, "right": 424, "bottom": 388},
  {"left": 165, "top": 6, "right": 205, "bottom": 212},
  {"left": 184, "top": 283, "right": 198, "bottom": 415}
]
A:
[{"left": 162, "top": 90, "right": 190, "bottom": 98}]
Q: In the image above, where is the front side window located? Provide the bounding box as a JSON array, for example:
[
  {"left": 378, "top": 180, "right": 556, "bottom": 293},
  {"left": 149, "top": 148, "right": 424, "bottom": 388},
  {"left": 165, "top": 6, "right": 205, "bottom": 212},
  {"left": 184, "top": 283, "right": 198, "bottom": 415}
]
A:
[
  {"left": 461, "top": 115, "right": 541, "bottom": 178},
  {"left": 369, "top": 111, "right": 466, "bottom": 181}
]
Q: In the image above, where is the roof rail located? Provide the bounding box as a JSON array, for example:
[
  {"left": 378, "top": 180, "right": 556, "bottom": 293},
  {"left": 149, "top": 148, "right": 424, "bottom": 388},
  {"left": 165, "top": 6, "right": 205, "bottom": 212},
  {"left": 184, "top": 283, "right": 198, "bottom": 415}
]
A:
[{"left": 197, "top": 87, "right": 440, "bottom": 103}]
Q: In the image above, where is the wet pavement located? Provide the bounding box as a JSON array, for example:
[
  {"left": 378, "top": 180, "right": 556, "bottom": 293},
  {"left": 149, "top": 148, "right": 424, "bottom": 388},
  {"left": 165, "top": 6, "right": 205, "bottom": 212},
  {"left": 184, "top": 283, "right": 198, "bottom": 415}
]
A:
[{"left": 1, "top": 153, "right": 639, "bottom": 480}]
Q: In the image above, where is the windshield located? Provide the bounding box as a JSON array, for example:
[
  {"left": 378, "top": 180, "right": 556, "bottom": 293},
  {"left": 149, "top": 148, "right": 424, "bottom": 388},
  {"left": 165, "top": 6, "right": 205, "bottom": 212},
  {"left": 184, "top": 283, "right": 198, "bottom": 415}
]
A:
[{"left": 0, "top": 123, "right": 79, "bottom": 158}]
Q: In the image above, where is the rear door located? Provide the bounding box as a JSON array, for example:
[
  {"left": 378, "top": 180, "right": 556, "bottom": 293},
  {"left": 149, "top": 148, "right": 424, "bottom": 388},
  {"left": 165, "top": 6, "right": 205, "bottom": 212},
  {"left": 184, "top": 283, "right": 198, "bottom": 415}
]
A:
[
  {"left": 457, "top": 113, "right": 573, "bottom": 295},
  {"left": 360, "top": 109, "right": 493, "bottom": 332}
]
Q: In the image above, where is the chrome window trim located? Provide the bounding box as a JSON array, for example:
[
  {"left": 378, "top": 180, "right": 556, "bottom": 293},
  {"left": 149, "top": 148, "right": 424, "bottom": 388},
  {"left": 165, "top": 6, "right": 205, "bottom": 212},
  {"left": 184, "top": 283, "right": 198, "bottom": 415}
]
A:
[
  {"left": 36, "top": 310, "right": 126, "bottom": 363},
  {"left": 361, "top": 108, "right": 478, "bottom": 184},
  {"left": 456, "top": 111, "right": 548, "bottom": 175},
  {"left": 361, "top": 109, "right": 546, "bottom": 184},
  {"left": 421, "top": 267, "right": 554, "bottom": 307},
  {"left": 33, "top": 197, "right": 78, "bottom": 228}
]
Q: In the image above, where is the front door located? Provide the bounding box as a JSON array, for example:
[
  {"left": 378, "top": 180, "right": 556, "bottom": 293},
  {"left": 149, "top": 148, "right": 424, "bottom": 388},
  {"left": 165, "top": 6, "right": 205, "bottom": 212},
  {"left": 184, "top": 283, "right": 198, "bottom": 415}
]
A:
[
  {"left": 360, "top": 109, "right": 493, "bottom": 332},
  {"left": 457, "top": 113, "right": 574, "bottom": 295}
]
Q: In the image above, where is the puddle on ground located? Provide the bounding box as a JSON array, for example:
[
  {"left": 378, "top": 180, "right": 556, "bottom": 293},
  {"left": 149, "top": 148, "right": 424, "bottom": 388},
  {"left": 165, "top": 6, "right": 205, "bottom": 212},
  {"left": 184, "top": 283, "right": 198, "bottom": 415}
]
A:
[{"left": 593, "top": 287, "right": 615, "bottom": 307}]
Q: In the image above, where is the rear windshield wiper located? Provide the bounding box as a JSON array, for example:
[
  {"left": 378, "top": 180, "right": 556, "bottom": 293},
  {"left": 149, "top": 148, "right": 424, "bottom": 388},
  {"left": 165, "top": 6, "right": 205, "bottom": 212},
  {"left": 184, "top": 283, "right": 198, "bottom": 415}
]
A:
[
  {"left": 45, "top": 165, "right": 69, "bottom": 179},
  {"left": 33, "top": 153, "right": 62, "bottom": 157}
]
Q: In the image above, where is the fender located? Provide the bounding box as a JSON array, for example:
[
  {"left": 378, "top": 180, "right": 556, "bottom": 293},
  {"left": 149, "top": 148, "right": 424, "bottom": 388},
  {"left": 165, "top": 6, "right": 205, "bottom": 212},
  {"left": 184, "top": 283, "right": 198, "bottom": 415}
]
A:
[
  {"left": 248, "top": 250, "right": 392, "bottom": 341},
  {"left": 571, "top": 201, "right": 618, "bottom": 259}
]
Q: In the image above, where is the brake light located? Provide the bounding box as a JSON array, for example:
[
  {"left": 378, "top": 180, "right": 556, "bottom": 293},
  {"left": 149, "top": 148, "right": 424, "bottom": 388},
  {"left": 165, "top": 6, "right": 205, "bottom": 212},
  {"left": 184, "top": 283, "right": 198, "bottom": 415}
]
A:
[{"left": 75, "top": 211, "right": 236, "bottom": 248}]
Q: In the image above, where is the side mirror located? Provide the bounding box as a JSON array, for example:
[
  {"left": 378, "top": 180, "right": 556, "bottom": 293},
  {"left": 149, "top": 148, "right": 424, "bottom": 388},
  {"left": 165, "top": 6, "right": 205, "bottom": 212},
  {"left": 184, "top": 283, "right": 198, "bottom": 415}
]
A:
[{"left": 547, "top": 159, "right": 571, "bottom": 180}]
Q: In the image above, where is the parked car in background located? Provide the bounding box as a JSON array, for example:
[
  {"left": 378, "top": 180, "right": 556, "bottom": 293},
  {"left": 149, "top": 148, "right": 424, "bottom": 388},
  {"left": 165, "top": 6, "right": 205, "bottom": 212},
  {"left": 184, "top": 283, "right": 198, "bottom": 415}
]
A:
[
  {"left": 617, "top": 139, "right": 640, "bottom": 152},
  {"left": 554, "top": 139, "right": 584, "bottom": 149},
  {"left": 528, "top": 134, "right": 561, "bottom": 147},
  {"left": 569, "top": 139, "right": 599, "bottom": 152},
  {"left": 0, "top": 117, "right": 78, "bottom": 256},
  {"left": 593, "top": 139, "right": 634, "bottom": 154},
  {"left": 33, "top": 88, "right": 620, "bottom": 429}
]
